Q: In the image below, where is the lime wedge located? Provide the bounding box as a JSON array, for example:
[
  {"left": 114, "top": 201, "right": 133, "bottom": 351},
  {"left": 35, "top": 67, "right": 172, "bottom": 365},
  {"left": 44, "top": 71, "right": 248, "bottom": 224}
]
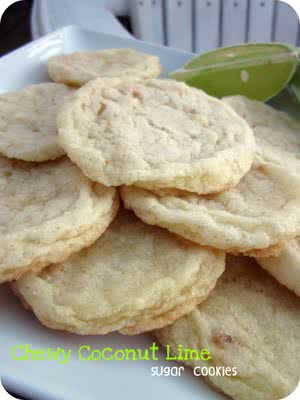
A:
[
  {"left": 269, "top": 87, "right": 300, "bottom": 121},
  {"left": 290, "top": 66, "right": 300, "bottom": 102},
  {"left": 170, "top": 43, "right": 298, "bottom": 101}
]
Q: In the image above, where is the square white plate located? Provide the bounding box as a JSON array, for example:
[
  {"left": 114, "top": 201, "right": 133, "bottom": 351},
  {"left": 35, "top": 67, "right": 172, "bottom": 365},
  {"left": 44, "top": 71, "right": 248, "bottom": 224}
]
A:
[{"left": 0, "top": 26, "right": 225, "bottom": 400}]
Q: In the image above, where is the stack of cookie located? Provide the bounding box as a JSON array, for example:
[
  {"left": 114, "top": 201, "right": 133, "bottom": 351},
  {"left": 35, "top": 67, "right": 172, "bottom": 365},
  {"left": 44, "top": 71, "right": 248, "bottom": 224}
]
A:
[{"left": 0, "top": 48, "right": 299, "bottom": 400}]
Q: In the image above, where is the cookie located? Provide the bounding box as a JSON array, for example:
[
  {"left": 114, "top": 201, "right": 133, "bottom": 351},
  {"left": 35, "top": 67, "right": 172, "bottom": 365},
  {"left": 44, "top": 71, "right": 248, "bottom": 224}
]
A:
[
  {"left": 223, "top": 96, "right": 300, "bottom": 287},
  {"left": 256, "top": 237, "right": 300, "bottom": 297},
  {"left": 121, "top": 158, "right": 300, "bottom": 255},
  {"left": 48, "top": 48, "right": 161, "bottom": 86},
  {"left": 13, "top": 210, "right": 225, "bottom": 335},
  {"left": 0, "top": 83, "right": 74, "bottom": 162},
  {"left": 58, "top": 78, "right": 255, "bottom": 194},
  {"left": 223, "top": 95, "right": 300, "bottom": 168},
  {"left": 156, "top": 255, "right": 300, "bottom": 400},
  {"left": 0, "top": 156, "right": 118, "bottom": 283}
]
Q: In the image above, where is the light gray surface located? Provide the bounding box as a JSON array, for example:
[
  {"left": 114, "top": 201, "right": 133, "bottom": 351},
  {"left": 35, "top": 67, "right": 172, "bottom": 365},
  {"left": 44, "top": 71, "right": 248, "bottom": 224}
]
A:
[
  {"left": 31, "top": 1, "right": 300, "bottom": 53},
  {"left": 31, "top": 0, "right": 132, "bottom": 40},
  {"left": 129, "top": 0, "right": 300, "bottom": 52},
  {"left": 0, "top": 26, "right": 225, "bottom": 400}
]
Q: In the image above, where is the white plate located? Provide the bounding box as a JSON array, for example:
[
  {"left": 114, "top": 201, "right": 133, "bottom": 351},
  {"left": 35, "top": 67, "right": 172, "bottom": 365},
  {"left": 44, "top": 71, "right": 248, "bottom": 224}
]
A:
[{"left": 0, "top": 26, "right": 225, "bottom": 400}]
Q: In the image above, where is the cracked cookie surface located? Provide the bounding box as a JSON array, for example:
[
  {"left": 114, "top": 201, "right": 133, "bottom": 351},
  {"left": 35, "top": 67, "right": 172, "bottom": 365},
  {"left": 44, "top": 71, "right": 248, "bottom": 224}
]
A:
[
  {"left": 58, "top": 78, "right": 255, "bottom": 194},
  {"left": 48, "top": 49, "right": 161, "bottom": 86},
  {"left": 156, "top": 255, "right": 300, "bottom": 400},
  {"left": 0, "top": 83, "right": 74, "bottom": 162},
  {"left": 224, "top": 95, "right": 300, "bottom": 170},
  {"left": 121, "top": 158, "right": 300, "bottom": 254},
  {"left": 14, "top": 210, "right": 225, "bottom": 335},
  {"left": 256, "top": 237, "right": 300, "bottom": 297},
  {"left": 0, "top": 156, "right": 118, "bottom": 283}
]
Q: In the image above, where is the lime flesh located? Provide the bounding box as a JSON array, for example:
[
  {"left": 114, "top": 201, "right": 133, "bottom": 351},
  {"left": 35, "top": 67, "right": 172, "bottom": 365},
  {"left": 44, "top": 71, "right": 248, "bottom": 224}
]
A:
[{"left": 170, "top": 43, "right": 298, "bottom": 101}]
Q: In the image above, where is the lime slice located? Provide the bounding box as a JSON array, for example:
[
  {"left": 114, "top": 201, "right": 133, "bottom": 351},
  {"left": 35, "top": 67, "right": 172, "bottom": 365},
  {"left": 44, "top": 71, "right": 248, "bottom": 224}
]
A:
[
  {"left": 170, "top": 43, "right": 298, "bottom": 101},
  {"left": 290, "top": 66, "right": 300, "bottom": 102},
  {"left": 269, "top": 87, "right": 300, "bottom": 121}
]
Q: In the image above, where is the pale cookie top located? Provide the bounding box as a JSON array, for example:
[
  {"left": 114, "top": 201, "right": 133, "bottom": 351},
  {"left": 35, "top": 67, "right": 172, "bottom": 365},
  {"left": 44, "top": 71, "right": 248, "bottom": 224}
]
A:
[
  {"left": 48, "top": 48, "right": 161, "bottom": 86},
  {"left": 121, "top": 158, "right": 300, "bottom": 254},
  {"left": 0, "top": 157, "right": 118, "bottom": 283},
  {"left": 58, "top": 78, "right": 255, "bottom": 194},
  {"left": 14, "top": 210, "right": 225, "bottom": 335},
  {"left": 224, "top": 95, "right": 300, "bottom": 168},
  {"left": 156, "top": 256, "right": 300, "bottom": 400},
  {"left": 256, "top": 237, "right": 300, "bottom": 297},
  {"left": 0, "top": 83, "right": 74, "bottom": 162}
]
